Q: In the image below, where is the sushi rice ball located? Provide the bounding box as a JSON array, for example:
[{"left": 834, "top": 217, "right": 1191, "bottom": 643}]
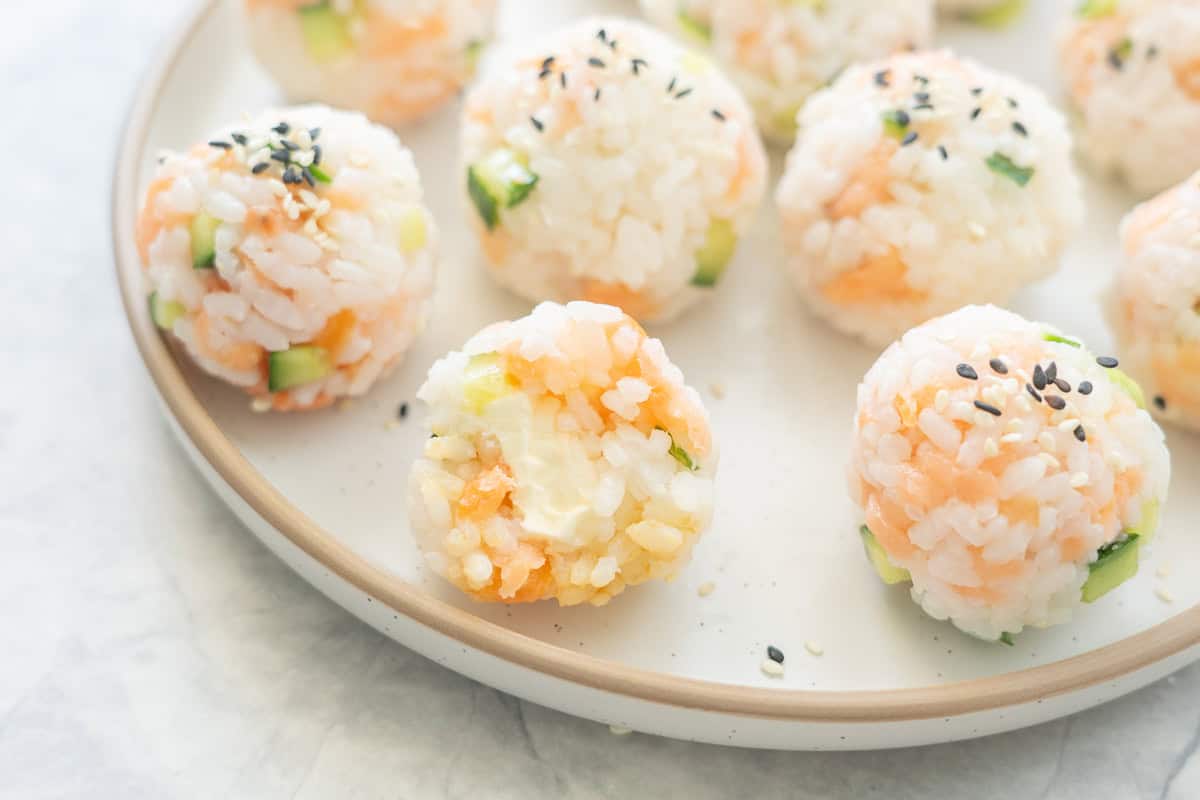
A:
[
  {"left": 459, "top": 17, "right": 767, "bottom": 323},
  {"left": 244, "top": 0, "right": 496, "bottom": 129},
  {"left": 409, "top": 301, "right": 716, "bottom": 606},
  {"left": 851, "top": 305, "right": 1169, "bottom": 641},
  {"left": 137, "top": 105, "right": 436, "bottom": 412},
  {"left": 1059, "top": 0, "right": 1200, "bottom": 196},
  {"left": 638, "top": 0, "right": 934, "bottom": 142},
  {"left": 937, "top": 0, "right": 1027, "bottom": 26},
  {"left": 1109, "top": 170, "right": 1200, "bottom": 430},
  {"left": 776, "top": 50, "right": 1083, "bottom": 347}
]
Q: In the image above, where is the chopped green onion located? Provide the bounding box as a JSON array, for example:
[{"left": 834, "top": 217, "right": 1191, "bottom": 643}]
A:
[
  {"left": 967, "top": 0, "right": 1027, "bottom": 27},
  {"left": 659, "top": 427, "right": 698, "bottom": 471},
  {"left": 986, "top": 152, "right": 1035, "bottom": 186},
  {"left": 881, "top": 110, "right": 910, "bottom": 140},
  {"left": 1076, "top": 0, "right": 1118, "bottom": 19},
  {"left": 999, "top": 632, "right": 1016, "bottom": 646},
  {"left": 309, "top": 164, "right": 332, "bottom": 183},
  {"left": 1043, "top": 332, "right": 1082, "bottom": 348}
]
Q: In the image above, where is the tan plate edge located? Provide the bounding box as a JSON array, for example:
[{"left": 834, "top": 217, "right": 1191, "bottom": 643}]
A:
[{"left": 111, "top": 0, "right": 1200, "bottom": 724}]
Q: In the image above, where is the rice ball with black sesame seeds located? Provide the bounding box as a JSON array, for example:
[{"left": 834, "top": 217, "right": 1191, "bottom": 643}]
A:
[
  {"left": 776, "top": 50, "right": 1083, "bottom": 347},
  {"left": 638, "top": 0, "right": 934, "bottom": 142},
  {"left": 937, "top": 0, "right": 1027, "bottom": 25},
  {"left": 1059, "top": 0, "right": 1200, "bottom": 196},
  {"left": 851, "top": 305, "right": 1169, "bottom": 641},
  {"left": 459, "top": 17, "right": 767, "bottom": 323},
  {"left": 1108, "top": 170, "right": 1200, "bottom": 430},
  {"left": 138, "top": 105, "right": 436, "bottom": 411},
  {"left": 409, "top": 301, "right": 716, "bottom": 606},
  {"left": 244, "top": 0, "right": 496, "bottom": 129}
]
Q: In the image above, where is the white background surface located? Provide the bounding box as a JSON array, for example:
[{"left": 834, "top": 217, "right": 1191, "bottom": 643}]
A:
[{"left": 5, "top": 0, "right": 1200, "bottom": 796}]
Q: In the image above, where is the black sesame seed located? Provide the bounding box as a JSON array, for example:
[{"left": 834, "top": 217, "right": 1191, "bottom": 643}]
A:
[
  {"left": 767, "top": 646, "right": 785, "bottom": 664},
  {"left": 894, "top": 109, "right": 911, "bottom": 126},
  {"left": 251, "top": 162, "right": 270, "bottom": 174},
  {"left": 1046, "top": 395, "right": 1067, "bottom": 411},
  {"left": 1074, "top": 425, "right": 1087, "bottom": 443},
  {"left": 631, "top": 58, "right": 647, "bottom": 75},
  {"left": 971, "top": 86, "right": 984, "bottom": 96},
  {"left": 956, "top": 363, "right": 979, "bottom": 380},
  {"left": 974, "top": 400, "right": 1002, "bottom": 417},
  {"left": 1148, "top": 45, "right": 1159, "bottom": 59},
  {"left": 273, "top": 122, "right": 290, "bottom": 135},
  {"left": 1108, "top": 50, "right": 1124, "bottom": 69},
  {"left": 530, "top": 116, "right": 544, "bottom": 131},
  {"left": 270, "top": 150, "right": 291, "bottom": 164},
  {"left": 675, "top": 87, "right": 693, "bottom": 99},
  {"left": 874, "top": 69, "right": 891, "bottom": 87},
  {"left": 301, "top": 167, "right": 315, "bottom": 187},
  {"left": 608, "top": 39, "right": 618, "bottom": 51},
  {"left": 667, "top": 75, "right": 677, "bottom": 93},
  {"left": 711, "top": 109, "right": 726, "bottom": 121},
  {"left": 560, "top": 72, "right": 568, "bottom": 89},
  {"left": 312, "top": 144, "right": 322, "bottom": 165},
  {"left": 1154, "top": 395, "right": 1167, "bottom": 410},
  {"left": 542, "top": 55, "right": 556, "bottom": 69},
  {"left": 912, "top": 103, "right": 934, "bottom": 112},
  {"left": 1013, "top": 121, "right": 1028, "bottom": 137},
  {"left": 914, "top": 74, "right": 929, "bottom": 85},
  {"left": 596, "top": 28, "right": 606, "bottom": 42},
  {"left": 1046, "top": 362, "right": 1058, "bottom": 382},
  {"left": 594, "top": 87, "right": 602, "bottom": 101},
  {"left": 938, "top": 145, "right": 948, "bottom": 160},
  {"left": 1053, "top": 377, "right": 1071, "bottom": 393},
  {"left": 1026, "top": 383, "right": 1043, "bottom": 402},
  {"left": 1033, "top": 364, "right": 1047, "bottom": 390},
  {"left": 231, "top": 133, "right": 248, "bottom": 145},
  {"left": 282, "top": 167, "right": 300, "bottom": 184},
  {"left": 538, "top": 68, "right": 552, "bottom": 80},
  {"left": 281, "top": 138, "right": 299, "bottom": 151},
  {"left": 989, "top": 358, "right": 1008, "bottom": 375},
  {"left": 901, "top": 131, "right": 919, "bottom": 146},
  {"left": 309, "top": 127, "right": 321, "bottom": 141},
  {"left": 914, "top": 91, "right": 930, "bottom": 103},
  {"left": 588, "top": 57, "right": 606, "bottom": 68},
  {"left": 1078, "top": 381, "right": 1093, "bottom": 395},
  {"left": 970, "top": 107, "right": 982, "bottom": 120},
  {"left": 208, "top": 140, "right": 232, "bottom": 149},
  {"left": 1007, "top": 97, "right": 1019, "bottom": 109},
  {"left": 399, "top": 402, "right": 409, "bottom": 419},
  {"left": 1097, "top": 356, "right": 1119, "bottom": 368}
]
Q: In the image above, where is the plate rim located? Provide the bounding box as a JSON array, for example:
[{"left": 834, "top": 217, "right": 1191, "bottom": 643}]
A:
[{"left": 112, "top": 0, "right": 1200, "bottom": 724}]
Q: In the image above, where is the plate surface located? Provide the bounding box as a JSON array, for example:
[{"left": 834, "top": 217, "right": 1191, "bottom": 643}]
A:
[{"left": 114, "top": 0, "right": 1200, "bottom": 748}]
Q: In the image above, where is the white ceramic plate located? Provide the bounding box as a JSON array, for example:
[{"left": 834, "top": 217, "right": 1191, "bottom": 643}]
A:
[{"left": 114, "top": 0, "right": 1200, "bottom": 750}]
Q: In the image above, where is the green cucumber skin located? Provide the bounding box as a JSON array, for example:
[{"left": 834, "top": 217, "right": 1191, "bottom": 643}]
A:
[{"left": 268, "top": 346, "right": 332, "bottom": 393}]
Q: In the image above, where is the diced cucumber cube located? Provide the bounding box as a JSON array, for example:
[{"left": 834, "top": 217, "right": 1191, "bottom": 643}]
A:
[{"left": 268, "top": 345, "right": 332, "bottom": 392}]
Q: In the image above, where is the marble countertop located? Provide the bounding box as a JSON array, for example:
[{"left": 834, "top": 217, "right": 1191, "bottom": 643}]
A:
[{"left": 3, "top": 2, "right": 1199, "bottom": 797}]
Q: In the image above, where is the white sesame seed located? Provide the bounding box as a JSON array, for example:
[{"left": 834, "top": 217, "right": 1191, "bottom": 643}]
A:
[
  {"left": 250, "top": 396, "right": 273, "bottom": 413},
  {"left": 1156, "top": 586, "right": 1174, "bottom": 604},
  {"left": 760, "top": 659, "right": 785, "bottom": 678},
  {"left": 697, "top": 581, "right": 716, "bottom": 597},
  {"left": 1157, "top": 566, "right": 1171, "bottom": 578},
  {"left": 804, "top": 640, "right": 824, "bottom": 656},
  {"left": 1069, "top": 472, "right": 1089, "bottom": 488},
  {"left": 934, "top": 389, "right": 950, "bottom": 412},
  {"left": 984, "top": 438, "right": 1000, "bottom": 457},
  {"left": 1038, "top": 452, "right": 1060, "bottom": 470},
  {"left": 608, "top": 725, "right": 633, "bottom": 736},
  {"left": 709, "top": 382, "right": 725, "bottom": 399}
]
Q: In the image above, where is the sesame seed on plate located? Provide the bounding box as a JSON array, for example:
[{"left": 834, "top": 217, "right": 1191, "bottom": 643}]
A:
[
  {"left": 712, "top": 109, "right": 726, "bottom": 121},
  {"left": 767, "top": 646, "right": 785, "bottom": 664},
  {"left": 1156, "top": 586, "right": 1174, "bottom": 604},
  {"left": 761, "top": 659, "right": 785, "bottom": 678},
  {"left": 697, "top": 581, "right": 716, "bottom": 597},
  {"left": 1001, "top": 432, "right": 1023, "bottom": 444},
  {"left": 609, "top": 725, "right": 633, "bottom": 736},
  {"left": 805, "top": 641, "right": 824, "bottom": 656},
  {"left": 1154, "top": 395, "right": 1168, "bottom": 410}
]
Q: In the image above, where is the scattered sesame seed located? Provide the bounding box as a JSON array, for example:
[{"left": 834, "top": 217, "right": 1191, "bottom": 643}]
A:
[
  {"left": 1154, "top": 395, "right": 1167, "bottom": 410},
  {"left": 1007, "top": 97, "right": 1019, "bottom": 109},
  {"left": 1070, "top": 472, "right": 1089, "bottom": 488},
  {"left": 1026, "top": 383, "right": 1043, "bottom": 402},
  {"left": 667, "top": 75, "right": 676, "bottom": 93},
  {"left": 971, "top": 107, "right": 982, "bottom": 120},
  {"left": 989, "top": 358, "right": 1008, "bottom": 375},
  {"left": 1148, "top": 45, "right": 1159, "bottom": 59},
  {"left": 1053, "top": 378, "right": 1071, "bottom": 393},
  {"left": 594, "top": 87, "right": 602, "bottom": 101},
  {"left": 711, "top": 109, "right": 726, "bottom": 121},
  {"left": 901, "top": 131, "right": 919, "bottom": 146},
  {"left": 956, "top": 363, "right": 979, "bottom": 380},
  {"left": 974, "top": 400, "right": 1002, "bottom": 416},
  {"left": 767, "top": 646, "right": 785, "bottom": 664},
  {"left": 805, "top": 641, "right": 824, "bottom": 656},
  {"left": 697, "top": 581, "right": 716, "bottom": 597},
  {"left": 588, "top": 57, "right": 606, "bottom": 68},
  {"left": 538, "top": 67, "right": 552, "bottom": 80},
  {"left": 674, "top": 87, "right": 693, "bottom": 99},
  {"left": 398, "top": 402, "right": 409, "bottom": 419},
  {"left": 1046, "top": 362, "right": 1058, "bottom": 382},
  {"left": 1046, "top": 395, "right": 1067, "bottom": 411},
  {"left": 1038, "top": 431, "right": 1057, "bottom": 451},
  {"left": 971, "top": 86, "right": 984, "bottom": 96},
  {"left": 270, "top": 150, "right": 291, "bottom": 164},
  {"left": 874, "top": 70, "right": 891, "bottom": 87},
  {"left": 1074, "top": 425, "right": 1086, "bottom": 442},
  {"left": 251, "top": 162, "right": 270, "bottom": 174},
  {"left": 1097, "top": 356, "right": 1119, "bottom": 368},
  {"left": 1078, "top": 381, "right": 1093, "bottom": 395},
  {"left": 530, "top": 116, "right": 544, "bottom": 131},
  {"left": 914, "top": 91, "right": 930, "bottom": 103},
  {"left": 760, "top": 659, "right": 785, "bottom": 678},
  {"left": 231, "top": 132, "right": 248, "bottom": 145},
  {"left": 560, "top": 72, "right": 567, "bottom": 89},
  {"left": 631, "top": 57, "right": 647, "bottom": 75},
  {"left": 893, "top": 109, "right": 911, "bottom": 126},
  {"left": 1033, "top": 364, "right": 1047, "bottom": 390},
  {"left": 609, "top": 724, "right": 633, "bottom": 736},
  {"left": 596, "top": 27, "right": 606, "bottom": 42},
  {"left": 938, "top": 145, "right": 948, "bottom": 160},
  {"left": 914, "top": 74, "right": 929, "bottom": 84},
  {"left": 1012, "top": 121, "right": 1028, "bottom": 137},
  {"left": 1156, "top": 586, "right": 1174, "bottom": 604},
  {"left": 208, "top": 140, "right": 232, "bottom": 149},
  {"left": 273, "top": 122, "right": 290, "bottom": 135}
]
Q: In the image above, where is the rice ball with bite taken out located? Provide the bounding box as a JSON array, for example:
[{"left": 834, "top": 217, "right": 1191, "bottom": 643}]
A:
[
  {"left": 850, "top": 305, "right": 1169, "bottom": 641},
  {"left": 459, "top": 17, "right": 767, "bottom": 323},
  {"left": 1059, "top": 0, "right": 1200, "bottom": 196},
  {"left": 409, "top": 301, "right": 716, "bottom": 606},
  {"left": 1109, "top": 169, "right": 1200, "bottom": 430},
  {"left": 244, "top": 0, "right": 496, "bottom": 129},
  {"left": 639, "top": 0, "right": 934, "bottom": 142},
  {"left": 137, "top": 105, "right": 436, "bottom": 411},
  {"left": 776, "top": 50, "right": 1083, "bottom": 347}
]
